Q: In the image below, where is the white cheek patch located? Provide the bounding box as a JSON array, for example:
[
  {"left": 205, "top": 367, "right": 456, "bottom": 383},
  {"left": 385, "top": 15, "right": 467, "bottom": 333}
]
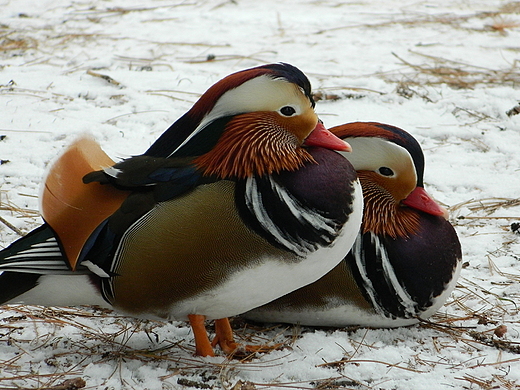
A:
[
  {"left": 169, "top": 77, "right": 308, "bottom": 157},
  {"left": 341, "top": 137, "right": 416, "bottom": 184}
]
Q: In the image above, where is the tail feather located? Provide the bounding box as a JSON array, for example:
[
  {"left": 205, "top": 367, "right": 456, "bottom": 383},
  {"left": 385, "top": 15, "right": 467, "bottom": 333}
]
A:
[{"left": 0, "top": 224, "right": 72, "bottom": 274}]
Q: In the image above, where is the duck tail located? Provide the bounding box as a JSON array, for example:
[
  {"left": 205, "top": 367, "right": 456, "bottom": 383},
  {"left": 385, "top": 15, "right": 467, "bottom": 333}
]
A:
[{"left": 0, "top": 224, "right": 70, "bottom": 303}]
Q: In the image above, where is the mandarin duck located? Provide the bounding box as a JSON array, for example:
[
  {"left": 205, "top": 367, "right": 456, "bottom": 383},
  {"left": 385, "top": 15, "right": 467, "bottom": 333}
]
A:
[
  {"left": 0, "top": 63, "right": 363, "bottom": 356},
  {"left": 244, "top": 122, "right": 462, "bottom": 327}
]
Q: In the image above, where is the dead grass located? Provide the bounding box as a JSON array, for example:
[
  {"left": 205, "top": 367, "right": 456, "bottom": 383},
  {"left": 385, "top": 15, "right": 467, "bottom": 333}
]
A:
[
  {"left": 0, "top": 304, "right": 296, "bottom": 389},
  {"left": 0, "top": 190, "right": 39, "bottom": 237},
  {"left": 316, "top": 2, "right": 520, "bottom": 35},
  {"left": 4, "top": 296, "right": 517, "bottom": 390},
  {"left": 313, "top": 3, "right": 520, "bottom": 98},
  {"left": 487, "top": 15, "right": 520, "bottom": 35},
  {"left": 313, "top": 50, "right": 519, "bottom": 105},
  {"left": 455, "top": 197, "right": 520, "bottom": 213},
  {"left": 387, "top": 52, "right": 520, "bottom": 90},
  {"left": 449, "top": 197, "right": 520, "bottom": 228},
  {"left": 1, "top": 250, "right": 519, "bottom": 389},
  {"left": 0, "top": 31, "right": 38, "bottom": 53}
]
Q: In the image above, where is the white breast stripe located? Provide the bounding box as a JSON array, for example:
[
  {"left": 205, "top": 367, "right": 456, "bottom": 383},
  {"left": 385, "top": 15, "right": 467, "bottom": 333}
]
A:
[
  {"left": 374, "top": 234, "right": 418, "bottom": 316},
  {"left": 268, "top": 176, "right": 337, "bottom": 236},
  {"left": 353, "top": 232, "right": 419, "bottom": 318},
  {"left": 351, "top": 233, "right": 385, "bottom": 316},
  {"left": 244, "top": 177, "right": 300, "bottom": 254},
  {"left": 244, "top": 176, "right": 330, "bottom": 255}
]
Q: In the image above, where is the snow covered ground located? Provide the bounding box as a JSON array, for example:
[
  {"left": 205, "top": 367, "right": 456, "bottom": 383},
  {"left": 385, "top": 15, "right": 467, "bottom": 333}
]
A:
[{"left": 0, "top": 0, "right": 519, "bottom": 389}]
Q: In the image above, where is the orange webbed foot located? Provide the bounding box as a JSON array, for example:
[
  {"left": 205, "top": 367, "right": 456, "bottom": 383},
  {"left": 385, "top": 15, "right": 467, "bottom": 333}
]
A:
[
  {"left": 212, "top": 318, "right": 283, "bottom": 357},
  {"left": 189, "top": 315, "right": 283, "bottom": 357}
]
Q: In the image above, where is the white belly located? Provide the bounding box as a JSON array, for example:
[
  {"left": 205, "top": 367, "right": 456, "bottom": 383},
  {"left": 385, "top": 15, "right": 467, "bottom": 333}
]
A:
[{"left": 6, "top": 274, "right": 108, "bottom": 308}]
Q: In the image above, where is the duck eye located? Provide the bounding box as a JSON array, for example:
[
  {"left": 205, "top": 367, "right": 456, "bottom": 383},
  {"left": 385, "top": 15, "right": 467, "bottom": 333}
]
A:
[
  {"left": 279, "top": 106, "right": 296, "bottom": 116},
  {"left": 378, "top": 167, "right": 394, "bottom": 176}
]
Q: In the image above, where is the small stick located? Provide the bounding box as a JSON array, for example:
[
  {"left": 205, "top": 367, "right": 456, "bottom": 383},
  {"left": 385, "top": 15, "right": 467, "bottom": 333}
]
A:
[
  {"left": 86, "top": 69, "right": 120, "bottom": 86},
  {"left": 0, "top": 215, "right": 25, "bottom": 236}
]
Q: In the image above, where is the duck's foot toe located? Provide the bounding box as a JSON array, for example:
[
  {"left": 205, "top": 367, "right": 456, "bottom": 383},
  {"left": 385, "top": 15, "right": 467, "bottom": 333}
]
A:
[{"left": 212, "top": 317, "right": 283, "bottom": 357}]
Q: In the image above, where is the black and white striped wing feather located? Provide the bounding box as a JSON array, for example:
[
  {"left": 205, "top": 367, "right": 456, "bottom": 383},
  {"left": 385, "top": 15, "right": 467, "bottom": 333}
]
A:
[{"left": 0, "top": 224, "right": 79, "bottom": 275}]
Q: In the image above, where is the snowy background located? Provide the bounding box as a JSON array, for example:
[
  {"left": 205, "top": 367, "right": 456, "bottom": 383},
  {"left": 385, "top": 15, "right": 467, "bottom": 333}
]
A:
[{"left": 1, "top": 0, "right": 520, "bottom": 389}]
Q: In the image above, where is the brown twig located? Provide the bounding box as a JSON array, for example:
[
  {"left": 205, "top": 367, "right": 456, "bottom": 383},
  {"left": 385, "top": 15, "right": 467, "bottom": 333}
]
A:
[
  {"left": 0, "top": 215, "right": 25, "bottom": 236},
  {"left": 86, "top": 69, "right": 121, "bottom": 86}
]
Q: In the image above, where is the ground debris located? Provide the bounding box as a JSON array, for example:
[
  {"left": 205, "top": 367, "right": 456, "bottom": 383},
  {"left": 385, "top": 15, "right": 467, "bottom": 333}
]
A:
[
  {"left": 512, "top": 222, "right": 520, "bottom": 234},
  {"left": 230, "top": 380, "right": 257, "bottom": 390},
  {"left": 506, "top": 102, "right": 520, "bottom": 117},
  {"left": 468, "top": 330, "right": 520, "bottom": 354},
  {"left": 176, "top": 378, "right": 213, "bottom": 389},
  {"left": 0, "top": 377, "right": 86, "bottom": 390},
  {"left": 86, "top": 69, "right": 121, "bottom": 86}
]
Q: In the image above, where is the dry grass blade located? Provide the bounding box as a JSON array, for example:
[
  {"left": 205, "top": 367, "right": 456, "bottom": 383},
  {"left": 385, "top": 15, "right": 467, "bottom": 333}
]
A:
[
  {"left": 316, "top": 6, "right": 520, "bottom": 35},
  {"left": 86, "top": 69, "right": 121, "bottom": 86},
  {"left": 466, "top": 197, "right": 520, "bottom": 214},
  {"left": 449, "top": 197, "right": 520, "bottom": 222},
  {"left": 0, "top": 31, "right": 38, "bottom": 53},
  {"left": 318, "top": 358, "right": 426, "bottom": 373},
  {"left": 500, "top": 1, "right": 520, "bottom": 13},
  {"left": 315, "top": 12, "right": 475, "bottom": 34},
  {"left": 387, "top": 52, "right": 520, "bottom": 89},
  {"left": 0, "top": 216, "right": 25, "bottom": 236},
  {"left": 0, "top": 306, "right": 297, "bottom": 388},
  {"left": 179, "top": 52, "right": 276, "bottom": 64},
  {"left": 70, "top": 3, "right": 194, "bottom": 18},
  {"left": 0, "top": 192, "right": 40, "bottom": 237}
]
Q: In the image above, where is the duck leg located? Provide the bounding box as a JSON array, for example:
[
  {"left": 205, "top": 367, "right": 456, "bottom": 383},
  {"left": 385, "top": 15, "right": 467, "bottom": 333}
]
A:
[
  {"left": 212, "top": 317, "right": 283, "bottom": 355},
  {"left": 188, "top": 314, "right": 215, "bottom": 357},
  {"left": 212, "top": 317, "right": 240, "bottom": 354}
]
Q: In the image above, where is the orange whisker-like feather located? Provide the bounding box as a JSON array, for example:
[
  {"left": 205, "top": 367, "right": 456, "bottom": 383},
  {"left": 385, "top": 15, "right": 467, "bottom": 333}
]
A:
[
  {"left": 359, "top": 172, "right": 420, "bottom": 239},
  {"left": 195, "top": 113, "right": 315, "bottom": 179}
]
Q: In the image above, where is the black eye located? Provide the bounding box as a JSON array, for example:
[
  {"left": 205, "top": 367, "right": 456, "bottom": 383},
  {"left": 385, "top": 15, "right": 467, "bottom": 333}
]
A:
[
  {"left": 280, "top": 106, "right": 296, "bottom": 116},
  {"left": 378, "top": 167, "right": 394, "bottom": 176}
]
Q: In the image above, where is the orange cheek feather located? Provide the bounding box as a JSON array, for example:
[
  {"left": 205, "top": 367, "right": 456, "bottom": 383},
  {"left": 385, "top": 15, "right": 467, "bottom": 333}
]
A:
[{"left": 194, "top": 112, "right": 315, "bottom": 179}]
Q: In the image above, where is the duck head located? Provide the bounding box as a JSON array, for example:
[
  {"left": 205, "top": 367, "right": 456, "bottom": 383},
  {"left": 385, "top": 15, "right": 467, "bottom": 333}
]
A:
[
  {"left": 331, "top": 122, "right": 446, "bottom": 238},
  {"left": 146, "top": 63, "right": 350, "bottom": 179}
]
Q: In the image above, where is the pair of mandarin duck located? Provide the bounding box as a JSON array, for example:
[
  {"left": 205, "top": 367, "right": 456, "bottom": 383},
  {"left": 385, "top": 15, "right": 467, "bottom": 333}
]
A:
[{"left": 0, "top": 63, "right": 461, "bottom": 356}]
